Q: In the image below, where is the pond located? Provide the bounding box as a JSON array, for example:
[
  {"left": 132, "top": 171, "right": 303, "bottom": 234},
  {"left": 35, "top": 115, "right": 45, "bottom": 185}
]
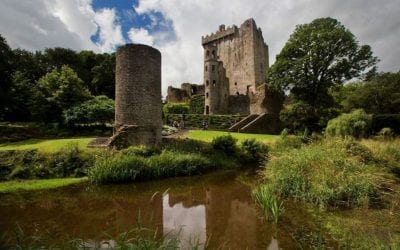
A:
[{"left": 0, "top": 170, "right": 329, "bottom": 249}]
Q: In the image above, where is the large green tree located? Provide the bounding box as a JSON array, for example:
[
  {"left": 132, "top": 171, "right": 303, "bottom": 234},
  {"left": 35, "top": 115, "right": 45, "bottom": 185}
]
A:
[
  {"left": 269, "top": 17, "right": 378, "bottom": 131},
  {"left": 336, "top": 71, "right": 400, "bottom": 114},
  {"left": 0, "top": 35, "right": 13, "bottom": 120},
  {"left": 36, "top": 65, "right": 91, "bottom": 122}
]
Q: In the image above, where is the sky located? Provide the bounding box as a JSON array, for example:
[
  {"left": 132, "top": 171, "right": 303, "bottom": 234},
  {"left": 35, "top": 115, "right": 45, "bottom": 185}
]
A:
[{"left": 1, "top": 0, "right": 399, "bottom": 96}]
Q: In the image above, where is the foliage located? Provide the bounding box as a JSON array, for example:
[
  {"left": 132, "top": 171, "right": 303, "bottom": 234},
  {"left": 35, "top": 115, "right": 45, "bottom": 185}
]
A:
[
  {"left": 241, "top": 139, "right": 269, "bottom": 162},
  {"left": 326, "top": 109, "right": 372, "bottom": 138},
  {"left": 165, "top": 114, "right": 245, "bottom": 130},
  {"left": 0, "top": 34, "right": 13, "bottom": 120},
  {"left": 36, "top": 65, "right": 92, "bottom": 122},
  {"left": 336, "top": 72, "right": 400, "bottom": 114},
  {"left": 163, "top": 102, "right": 190, "bottom": 114},
  {"left": 0, "top": 144, "right": 95, "bottom": 181},
  {"left": 378, "top": 127, "right": 394, "bottom": 138},
  {"left": 189, "top": 94, "right": 205, "bottom": 114},
  {"left": 371, "top": 114, "right": 400, "bottom": 135},
  {"left": 269, "top": 18, "right": 377, "bottom": 131},
  {"left": 161, "top": 125, "right": 178, "bottom": 136},
  {"left": 253, "top": 185, "right": 284, "bottom": 223},
  {"left": 261, "top": 138, "right": 382, "bottom": 208},
  {"left": 63, "top": 95, "right": 114, "bottom": 126},
  {"left": 211, "top": 135, "right": 238, "bottom": 155},
  {"left": 362, "top": 139, "right": 400, "bottom": 177},
  {"left": 89, "top": 150, "right": 214, "bottom": 184}
]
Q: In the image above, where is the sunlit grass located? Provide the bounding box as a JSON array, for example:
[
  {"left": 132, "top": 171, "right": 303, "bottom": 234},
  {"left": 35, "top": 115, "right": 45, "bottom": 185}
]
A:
[
  {"left": 0, "top": 138, "right": 95, "bottom": 152},
  {"left": 0, "top": 177, "right": 87, "bottom": 193},
  {"left": 185, "top": 130, "right": 278, "bottom": 143}
]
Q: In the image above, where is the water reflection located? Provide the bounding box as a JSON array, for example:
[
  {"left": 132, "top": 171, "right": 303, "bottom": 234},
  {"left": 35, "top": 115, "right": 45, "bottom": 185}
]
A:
[
  {"left": 163, "top": 194, "right": 206, "bottom": 249},
  {"left": 0, "top": 171, "right": 295, "bottom": 249}
]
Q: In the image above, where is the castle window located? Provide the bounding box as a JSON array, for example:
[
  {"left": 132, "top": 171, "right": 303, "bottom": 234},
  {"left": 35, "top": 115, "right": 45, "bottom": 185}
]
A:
[
  {"left": 236, "top": 91, "right": 240, "bottom": 95},
  {"left": 212, "top": 65, "right": 215, "bottom": 72},
  {"left": 234, "top": 82, "right": 237, "bottom": 86},
  {"left": 206, "top": 92, "right": 209, "bottom": 98},
  {"left": 206, "top": 50, "right": 210, "bottom": 57},
  {"left": 212, "top": 80, "right": 216, "bottom": 86},
  {"left": 206, "top": 80, "right": 209, "bottom": 86},
  {"left": 205, "top": 66, "right": 208, "bottom": 72},
  {"left": 212, "top": 50, "right": 216, "bottom": 58},
  {"left": 205, "top": 106, "right": 209, "bottom": 115}
]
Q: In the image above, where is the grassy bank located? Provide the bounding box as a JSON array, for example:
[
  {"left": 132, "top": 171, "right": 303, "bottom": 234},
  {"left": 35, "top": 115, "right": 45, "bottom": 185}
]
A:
[
  {"left": 0, "top": 138, "right": 94, "bottom": 152},
  {"left": 0, "top": 177, "right": 87, "bottom": 193},
  {"left": 185, "top": 130, "right": 278, "bottom": 143},
  {"left": 254, "top": 136, "right": 400, "bottom": 247}
]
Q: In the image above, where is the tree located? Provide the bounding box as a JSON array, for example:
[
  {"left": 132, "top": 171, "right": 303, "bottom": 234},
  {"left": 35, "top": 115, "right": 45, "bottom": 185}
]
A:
[
  {"left": 36, "top": 65, "right": 91, "bottom": 122},
  {"left": 337, "top": 71, "right": 400, "bottom": 114},
  {"left": 90, "top": 53, "right": 115, "bottom": 98},
  {"left": 0, "top": 34, "right": 13, "bottom": 120},
  {"left": 63, "top": 95, "right": 115, "bottom": 126},
  {"left": 269, "top": 17, "right": 378, "bottom": 131}
]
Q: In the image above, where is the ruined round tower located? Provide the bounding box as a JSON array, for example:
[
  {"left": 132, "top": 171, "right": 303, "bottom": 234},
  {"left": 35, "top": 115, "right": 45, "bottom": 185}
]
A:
[{"left": 109, "top": 44, "right": 162, "bottom": 149}]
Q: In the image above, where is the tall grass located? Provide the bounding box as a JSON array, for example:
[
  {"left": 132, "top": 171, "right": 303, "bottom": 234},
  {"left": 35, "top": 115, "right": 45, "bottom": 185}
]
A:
[
  {"left": 253, "top": 185, "right": 283, "bottom": 223},
  {"left": 261, "top": 138, "right": 384, "bottom": 208}
]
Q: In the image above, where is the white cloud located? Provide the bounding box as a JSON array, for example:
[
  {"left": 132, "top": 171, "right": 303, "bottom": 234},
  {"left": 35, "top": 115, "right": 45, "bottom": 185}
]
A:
[
  {"left": 94, "top": 8, "right": 125, "bottom": 52},
  {"left": 134, "top": 0, "right": 400, "bottom": 95},
  {"left": 0, "top": 0, "right": 124, "bottom": 52},
  {"left": 128, "top": 28, "right": 154, "bottom": 46}
]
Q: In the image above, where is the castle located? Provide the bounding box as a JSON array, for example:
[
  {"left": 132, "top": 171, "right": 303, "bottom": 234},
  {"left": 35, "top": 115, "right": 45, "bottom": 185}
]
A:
[{"left": 167, "top": 18, "right": 283, "bottom": 133}]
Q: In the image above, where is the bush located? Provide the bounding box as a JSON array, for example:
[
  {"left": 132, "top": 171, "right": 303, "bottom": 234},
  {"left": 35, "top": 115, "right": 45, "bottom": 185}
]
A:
[
  {"left": 63, "top": 95, "right": 114, "bottom": 126},
  {"left": 162, "top": 102, "right": 190, "bottom": 114},
  {"left": 165, "top": 114, "right": 244, "bottom": 129},
  {"left": 0, "top": 145, "right": 94, "bottom": 181},
  {"left": 189, "top": 94, "right": 205, "bottom": 114},
  {"left": 372, "top": 114, "right": 400, "bottom": 135},
  {"left": 262, "top": 138, "right": 381, "bottom": 208},
  {"left": 378, "top": 127, "right": 394, "bottom": 138},
  {"left": 89, "top": 154, "right": 147, "bottom": 184},
  {"left": 211, "top": 135, "right": 237, "bottom": 155},
  {"left": 241, "top": 139, "right": 269, "bottom": 162},
  {"left": 326, "top": 109, "right": 372, "bottom": 138},
  {"left": 89, "top": 150, "right": 214, "bottom": 184},
  {"left": 161, "top": 125, "right": 178, "bottom": 136}
]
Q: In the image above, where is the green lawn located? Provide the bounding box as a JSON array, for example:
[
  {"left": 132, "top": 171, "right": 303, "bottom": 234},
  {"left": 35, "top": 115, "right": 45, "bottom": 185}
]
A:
[
  {"left": 185, "top": 130, "right": 279, "bottom": 143},
  {"left": 0, "top": 138, "right": 94, "bottom": 152},
  {"left": 0, "top": 177, "right": 88, "bottom": 193}
]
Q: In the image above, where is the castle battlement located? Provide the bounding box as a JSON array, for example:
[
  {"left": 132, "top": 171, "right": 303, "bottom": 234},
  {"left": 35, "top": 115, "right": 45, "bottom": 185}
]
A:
[{"left": 201, "top": 25, "right": 237, "bottom": 45}]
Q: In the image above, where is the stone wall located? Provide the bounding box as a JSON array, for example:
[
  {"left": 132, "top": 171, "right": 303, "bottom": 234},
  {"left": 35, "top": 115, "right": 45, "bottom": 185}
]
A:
[
  {"left": 110, "top": 44, "right": 162, "bottom": 149},
  {"left": 202, "top": 18, "right": 269, "bottom": 115},
  {"left": 167, "top": 83, "right": 204, "bottom": 103}
]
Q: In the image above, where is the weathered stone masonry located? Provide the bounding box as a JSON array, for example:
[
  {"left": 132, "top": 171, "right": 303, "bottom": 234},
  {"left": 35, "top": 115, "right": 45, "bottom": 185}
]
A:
[
  {"left": 108, "top": 44, "right": 162, "bottom": 148},
  {"left": 202, "top": 18, "right": 269, "bottom": 115}
]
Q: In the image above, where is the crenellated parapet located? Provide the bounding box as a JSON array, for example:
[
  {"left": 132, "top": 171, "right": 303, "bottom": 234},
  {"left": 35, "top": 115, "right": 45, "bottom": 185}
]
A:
[{"left": 201, "top": 25, "right": 238, "bottom": 45}]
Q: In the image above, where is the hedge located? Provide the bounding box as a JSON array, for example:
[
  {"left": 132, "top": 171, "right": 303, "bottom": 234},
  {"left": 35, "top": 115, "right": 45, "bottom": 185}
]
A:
[
  {"left": 189, "top": 95, "right": 205, "bottom": 114},
  {"left": 165, "top": 114, "right": 245, "bottom": 130}
]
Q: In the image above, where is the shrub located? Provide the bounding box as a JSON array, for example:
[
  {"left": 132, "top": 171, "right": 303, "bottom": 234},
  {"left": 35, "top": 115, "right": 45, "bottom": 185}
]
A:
[
  {"left": 241, "top": 139, "right": 269, "bottom": 162},
  {"left": 273, "top": 135, "right": 304, "bottom": 152},
  {"left": 326, "top": 109, "right": 372, "bottom": 138},
  {"left": 89, "top": 154, "right": 147, "bottom": 184},
  {"left": 372, "top": 114, "right": 400, "bottom": 135},
  {"left": 378, "top": 127, "right": 394, "bottom": 138},
  {"left": 63, "top": 95, "right": 114, "bottom": 126},
  {"left": 211, "top": 135, "right": 237, "bottom": 155},
  {"left": 162, "top": 102, "right": 190, "bottom": 114},
  {"left": 280, "top": 128, "right": 289, "bottom": 139},
  {"left": 161, "top": 125, "right": 178, "bottom": 136},
  {"left": 262, "top": 138, "right": 380, "bottom": 208},
  {"left": 121, "top": 145, "right": 160, "bottom": 157},
  {"left": 189, "top": 94, "right": 205, "bottom": 114}
]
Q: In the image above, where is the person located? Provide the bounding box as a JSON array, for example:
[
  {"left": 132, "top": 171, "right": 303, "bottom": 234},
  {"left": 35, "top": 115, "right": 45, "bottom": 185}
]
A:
[
  {"left": 202, "top": 120, "right": 206, "bottom": 130},
  {"left": 179, "top": 119, "right": 185, "bottom": 130}
]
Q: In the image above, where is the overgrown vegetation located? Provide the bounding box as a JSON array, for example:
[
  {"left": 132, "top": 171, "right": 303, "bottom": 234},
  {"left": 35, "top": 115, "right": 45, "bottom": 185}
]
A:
[
  {"left": 89, "top": 137, "right": 266, "bottom": 184},
  {"left": 0, "top": 143, "right": 95, "bottom": 182},
  {"left": 325, "top": 109, "right": 372, "bottom": 138}
]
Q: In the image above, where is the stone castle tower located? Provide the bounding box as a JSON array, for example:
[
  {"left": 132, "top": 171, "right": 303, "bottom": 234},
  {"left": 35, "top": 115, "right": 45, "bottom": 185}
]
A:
[
  {"left": 108, "top": 44, "right": 162, "bottom": 149},
  {"left": 202, "top": 18, "right": 269, "bottom": 115}
]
